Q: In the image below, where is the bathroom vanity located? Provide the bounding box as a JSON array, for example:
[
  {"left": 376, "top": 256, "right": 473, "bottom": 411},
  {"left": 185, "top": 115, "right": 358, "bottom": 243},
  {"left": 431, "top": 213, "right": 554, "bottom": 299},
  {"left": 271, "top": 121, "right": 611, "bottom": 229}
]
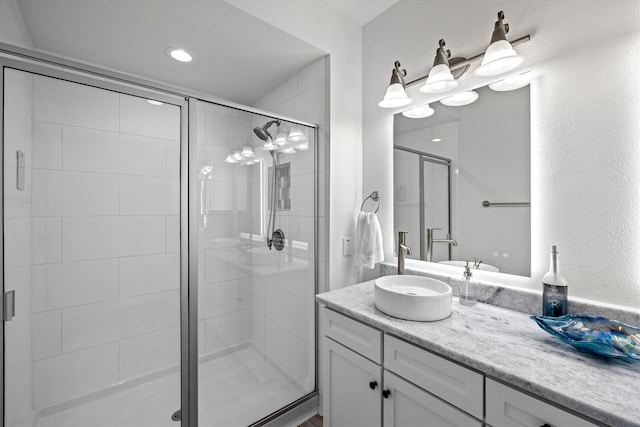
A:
[{"left": 317, "top": 281, "right": 640, "bottom": 427}]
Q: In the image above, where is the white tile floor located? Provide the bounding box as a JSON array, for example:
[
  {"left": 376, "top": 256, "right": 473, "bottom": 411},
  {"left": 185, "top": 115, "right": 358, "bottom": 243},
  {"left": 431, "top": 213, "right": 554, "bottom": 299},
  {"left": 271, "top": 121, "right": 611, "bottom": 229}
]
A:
[{"left": 34, "top": 346, "right": 308, "bottom": 427}]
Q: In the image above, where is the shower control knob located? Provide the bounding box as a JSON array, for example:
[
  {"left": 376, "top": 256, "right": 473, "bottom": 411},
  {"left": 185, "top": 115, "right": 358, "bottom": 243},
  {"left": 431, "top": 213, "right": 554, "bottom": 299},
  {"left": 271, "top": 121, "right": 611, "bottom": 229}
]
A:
[
  {"left": 369, "top": 381, "right": 378, "bottom": 390},
  {"left": 382, "top": 389, "right": 391, "bottom": 399}
]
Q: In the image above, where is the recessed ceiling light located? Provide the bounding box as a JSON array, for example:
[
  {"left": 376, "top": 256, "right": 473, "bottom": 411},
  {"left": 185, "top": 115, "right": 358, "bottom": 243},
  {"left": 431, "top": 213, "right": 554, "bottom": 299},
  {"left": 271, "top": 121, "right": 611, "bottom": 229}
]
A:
[
  {"left": 432, "top": 138, "right": 442, "bottom": 142},
  {"left": 147, "top": 100, "right": 163, "bottom": 106},
  {"left": 168, "top": 48, "right": 193, "bottom": 62}
]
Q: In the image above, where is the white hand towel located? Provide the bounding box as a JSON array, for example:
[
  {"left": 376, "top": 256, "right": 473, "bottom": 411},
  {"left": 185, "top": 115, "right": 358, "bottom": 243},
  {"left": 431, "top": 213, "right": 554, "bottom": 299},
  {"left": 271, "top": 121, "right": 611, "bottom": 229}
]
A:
[{"left": 354, "top": 211, "right": 384, "bottom": 269}]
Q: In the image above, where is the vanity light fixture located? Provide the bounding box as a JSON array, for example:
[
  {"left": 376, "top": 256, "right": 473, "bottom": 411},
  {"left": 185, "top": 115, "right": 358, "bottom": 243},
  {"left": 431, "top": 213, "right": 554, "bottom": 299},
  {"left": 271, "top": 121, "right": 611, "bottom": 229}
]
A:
[
  {"left": 233, "top": 151, "right": 243, "bottom": 161},
  {"left": 489, "top": 71, "right": 531, "bottom": 91},
  {"left": 440, "top": 90, "right": 479, "bottom": 106},
  {"left": 294, "top": 141, "right": 309, "bottom": 151},
  {"left": 377, "top": 11, "right": 530, "bottom": 113},
  {"left": 473, "top": 11, "right": 524, "bottom": 77},
  {"left": 262, "top": 140, "right": 276, "bottom": 151},
  {"left": 401, "top": 104, "right": 435, "bottom": 119},
  {"left": 281, "top": 147, "right": 296, "bottom": 154},
  {"left": 378, "top": 61, "right": 412, "bottom": 108},
  {"left": 420, "top": 39, "right": 459, "bottom": 94}
]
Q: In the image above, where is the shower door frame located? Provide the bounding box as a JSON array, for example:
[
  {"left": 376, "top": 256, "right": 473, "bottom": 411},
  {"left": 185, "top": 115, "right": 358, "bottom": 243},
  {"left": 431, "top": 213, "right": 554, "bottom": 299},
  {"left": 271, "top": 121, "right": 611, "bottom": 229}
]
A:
[{"left": 0, "top": 42, "right": 320, "bottom": 427}]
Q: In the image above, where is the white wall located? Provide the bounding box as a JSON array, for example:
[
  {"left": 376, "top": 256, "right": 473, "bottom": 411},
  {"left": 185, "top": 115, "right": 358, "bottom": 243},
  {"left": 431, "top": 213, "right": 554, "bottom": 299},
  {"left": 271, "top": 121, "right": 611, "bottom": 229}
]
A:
[
  {"left": 0, "top": 0, "right": 32, "bottom": 48},
  {"left": 226, "top": 0, "right": 363, "bottom": 289},
  {"left": 364, "top": 0, "right": 640, "bottom": 307}
]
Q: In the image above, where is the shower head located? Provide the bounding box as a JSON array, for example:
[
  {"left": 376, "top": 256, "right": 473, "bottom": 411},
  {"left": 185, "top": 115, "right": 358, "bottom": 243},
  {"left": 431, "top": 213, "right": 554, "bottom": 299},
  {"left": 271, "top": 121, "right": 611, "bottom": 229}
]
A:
[{"left": 253, "top": 119, "right": 281, "bottom": 141}]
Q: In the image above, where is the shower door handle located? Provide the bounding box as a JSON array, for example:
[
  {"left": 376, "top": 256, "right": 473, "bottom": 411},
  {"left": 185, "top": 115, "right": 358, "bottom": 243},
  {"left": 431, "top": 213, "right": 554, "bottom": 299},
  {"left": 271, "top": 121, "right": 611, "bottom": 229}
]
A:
[{"left": 3, "top": 290, "right": 15, "bottom": 321}]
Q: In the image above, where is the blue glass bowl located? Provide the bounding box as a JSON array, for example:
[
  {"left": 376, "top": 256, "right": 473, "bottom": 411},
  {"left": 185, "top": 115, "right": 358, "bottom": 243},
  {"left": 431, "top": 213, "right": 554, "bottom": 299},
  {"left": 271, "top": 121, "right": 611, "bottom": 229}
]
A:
[{"left": 531, "top": 315, "right": 640, "bottom": 362}]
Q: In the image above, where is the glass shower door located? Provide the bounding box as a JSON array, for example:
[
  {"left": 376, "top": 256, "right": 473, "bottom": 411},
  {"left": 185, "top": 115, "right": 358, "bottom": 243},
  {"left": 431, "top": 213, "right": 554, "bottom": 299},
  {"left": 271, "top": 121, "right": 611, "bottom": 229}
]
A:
[
  {"left": 3, "top": 68, "right": 183, "bottom": 426},
  {"left": 196, "top": 100, "right": 316, "bottom": 426}
]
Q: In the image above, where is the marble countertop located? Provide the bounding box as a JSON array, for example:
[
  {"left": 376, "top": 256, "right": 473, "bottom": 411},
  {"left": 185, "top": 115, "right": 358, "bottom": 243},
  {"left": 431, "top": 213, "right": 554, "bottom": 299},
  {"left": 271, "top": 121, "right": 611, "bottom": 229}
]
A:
[{"left": 316, "top": 281, "right": 640, "bottom": 427}]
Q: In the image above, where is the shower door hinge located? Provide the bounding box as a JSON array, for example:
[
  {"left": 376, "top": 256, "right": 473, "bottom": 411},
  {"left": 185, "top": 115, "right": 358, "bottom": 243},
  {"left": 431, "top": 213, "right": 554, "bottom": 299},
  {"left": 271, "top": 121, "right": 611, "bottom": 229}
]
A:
[{"left": 3, "top": 290, "right": 15, "bottom": 321}]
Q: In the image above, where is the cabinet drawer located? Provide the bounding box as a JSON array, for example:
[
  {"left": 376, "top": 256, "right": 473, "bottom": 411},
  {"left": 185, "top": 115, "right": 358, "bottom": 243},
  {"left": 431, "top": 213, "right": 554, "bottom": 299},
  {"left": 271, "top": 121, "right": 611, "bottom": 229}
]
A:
[
  {"left": 383, "top": 371, "right": 482, "bottom": 427},
  {"left": 321, "top": 307, "right": 382, "bottom": 363},
  {"left": 486, "top": 379, "right": 599, "bottom": 427},
  {"left": 384, "top": 335, "right": 483, "bottom": 419}
]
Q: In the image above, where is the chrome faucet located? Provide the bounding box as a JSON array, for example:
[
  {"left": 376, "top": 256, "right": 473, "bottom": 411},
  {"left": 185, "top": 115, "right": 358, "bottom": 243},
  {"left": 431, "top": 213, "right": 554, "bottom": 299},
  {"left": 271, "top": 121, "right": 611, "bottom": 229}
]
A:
[
  {"left": 397, "top": 231, "right": 412, "bottom": 275},
  {"left": 425, "top": 228, "right": 457, "bottom": 262}
]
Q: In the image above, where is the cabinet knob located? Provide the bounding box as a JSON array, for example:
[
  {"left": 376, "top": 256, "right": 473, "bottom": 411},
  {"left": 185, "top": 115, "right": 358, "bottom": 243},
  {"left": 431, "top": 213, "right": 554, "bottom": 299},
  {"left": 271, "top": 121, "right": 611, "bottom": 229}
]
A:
[
  {"left": 369, "top": 381, "right": 378, "bottom": 390},
  {"left": 382, "top": 389, "right": 391, "bottom": 399}
]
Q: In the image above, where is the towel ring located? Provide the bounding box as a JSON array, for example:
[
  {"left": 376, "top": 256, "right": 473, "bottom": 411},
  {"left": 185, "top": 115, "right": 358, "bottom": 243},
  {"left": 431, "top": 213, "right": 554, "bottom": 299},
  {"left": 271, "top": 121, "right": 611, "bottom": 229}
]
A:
[{"left": 361, "top": 191, "right": 381, "bottom": 213}]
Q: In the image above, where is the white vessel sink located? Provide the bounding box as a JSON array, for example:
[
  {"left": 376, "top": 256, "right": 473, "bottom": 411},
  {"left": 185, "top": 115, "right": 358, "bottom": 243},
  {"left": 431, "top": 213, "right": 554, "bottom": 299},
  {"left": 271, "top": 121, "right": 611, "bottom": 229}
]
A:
[
  {"left": 374, "top": 275, "right": 452, "bottom": 321},
  {"left": 438, "top": 260, "right": 499, "bottom": 272}
]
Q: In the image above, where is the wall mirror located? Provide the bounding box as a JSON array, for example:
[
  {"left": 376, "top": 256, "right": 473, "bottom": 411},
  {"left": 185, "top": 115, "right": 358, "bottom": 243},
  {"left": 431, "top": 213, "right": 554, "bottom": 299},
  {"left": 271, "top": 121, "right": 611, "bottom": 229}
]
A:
[{"left": 393, "top": 85, "right": 531, "bottom": 276}]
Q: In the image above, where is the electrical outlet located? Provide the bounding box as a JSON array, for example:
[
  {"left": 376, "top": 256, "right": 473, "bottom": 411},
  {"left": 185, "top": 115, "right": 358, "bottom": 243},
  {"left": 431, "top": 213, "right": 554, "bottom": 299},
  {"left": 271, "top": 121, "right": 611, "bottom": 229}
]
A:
[{"left": 343, "top": 237, "right": 353, "bottom": 256}]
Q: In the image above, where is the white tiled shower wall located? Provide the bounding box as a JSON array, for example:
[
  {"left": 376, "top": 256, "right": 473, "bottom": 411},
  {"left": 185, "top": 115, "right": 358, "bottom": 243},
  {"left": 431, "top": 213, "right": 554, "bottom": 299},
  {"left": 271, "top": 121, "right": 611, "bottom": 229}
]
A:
[{"left": 5, "top": 70, "right": 182, "bottom": 413}]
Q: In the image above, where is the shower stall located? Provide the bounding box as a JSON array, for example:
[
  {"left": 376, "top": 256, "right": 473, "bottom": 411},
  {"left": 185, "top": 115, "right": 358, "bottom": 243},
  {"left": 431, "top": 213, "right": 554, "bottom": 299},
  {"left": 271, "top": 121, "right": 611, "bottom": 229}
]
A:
[{"left": 1, "top": 50, "right": 319, "bottom": 426}]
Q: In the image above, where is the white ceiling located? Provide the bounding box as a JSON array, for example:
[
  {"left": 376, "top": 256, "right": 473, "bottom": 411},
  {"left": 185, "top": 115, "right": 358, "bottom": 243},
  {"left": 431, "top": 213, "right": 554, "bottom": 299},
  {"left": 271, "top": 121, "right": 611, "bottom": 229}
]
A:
[
  {"left": 322, "top": 0, "right": 400, "bottom": 26},
  {"left": 15, "top": 0, "right": 400, "bottom": 106},
  {"left": 16, "top": 0, "right": 327, "bottom": 105}
]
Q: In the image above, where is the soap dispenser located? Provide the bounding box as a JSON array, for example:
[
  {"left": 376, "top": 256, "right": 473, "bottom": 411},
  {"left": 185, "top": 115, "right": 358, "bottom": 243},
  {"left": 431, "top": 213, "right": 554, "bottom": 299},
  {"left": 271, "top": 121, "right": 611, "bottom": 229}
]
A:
[{"left": 459, "top": 261, "right": 477, "bottom": 306}]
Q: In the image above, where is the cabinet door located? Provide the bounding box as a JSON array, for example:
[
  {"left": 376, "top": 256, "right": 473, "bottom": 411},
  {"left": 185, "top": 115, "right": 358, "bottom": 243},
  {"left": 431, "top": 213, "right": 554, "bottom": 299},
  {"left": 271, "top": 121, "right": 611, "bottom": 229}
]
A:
[
  {"left": 323, "top": 338, "right": 382, "bottom": 427},
  {"left": 486, "top": 379, "right": 599, "bottom": 427},
  {"left": 383, "top": 371, "right": 482, "bottom": 427}
]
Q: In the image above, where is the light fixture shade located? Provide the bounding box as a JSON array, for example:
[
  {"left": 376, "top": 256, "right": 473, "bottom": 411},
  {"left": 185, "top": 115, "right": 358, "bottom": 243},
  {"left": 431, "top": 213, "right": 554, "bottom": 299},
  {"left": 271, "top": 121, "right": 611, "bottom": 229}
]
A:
[
  {"left": 379, "top": 61, "right": 412, "bottom": 108},
  {"left": 295, "top": 141, "right": 309, "bottom": 150},
  {"left": 233, "top": 151, "right": 243, "bottom": 160},
  {"left": 474, "top": 40, "right": 523, "bottom": 76},
  {"left": 241, "top": 146, "right": 255, "bottom": 157},
  {"left": 224, "top": 154, "right": 238, "bottom": 163},
  {"left": 262, "top": 141, "right": 276, "bottom": 151},
  {"left": 287, "top": 127, "right": 307, "bottom": 143},
  {"left": 281, "top": 147, "right": 296, "bottom": 154},
  {"left": 489, "top": 72, "right": 531, "bottom": 91},
  {"left": 401, "top": 104, "right": 435, "bottom": 119},
  {"left": 420, "top": 64, "right": 459, "bottom": 94},
  {"left": 440, "top": 90, "right": 479, "bottom": 107},
  {"left": 275, "top": 131, "right": 287, "bottom": 146},
  {"left": 474, "top": 11, "right": 523, "bottom": 77},
  {"left": 378, "top": 83, "right": 412, "bottom": 108}
]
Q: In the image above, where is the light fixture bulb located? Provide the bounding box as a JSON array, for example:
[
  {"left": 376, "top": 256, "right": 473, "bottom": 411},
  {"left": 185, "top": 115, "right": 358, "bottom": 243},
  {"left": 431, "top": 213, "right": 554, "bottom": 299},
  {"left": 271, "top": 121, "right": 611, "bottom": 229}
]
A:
[
  {"left": 489, "top": 71, "right": 531, "bottom": 91},
  {"left": 401, "top": 104, "right": 435, "bottom": 119},
  {"left": 275, "top": 131, "right": 287, "bottom": 146},
  {"left": 224, "top": 155, "right": 238, "bottom": 164},
  {"left": 287, "top": 127, "right": 306, "bottom": 143},
  {"left": 241, "top": 146, "right": 255, "bottom": 157},
  {"left": 440, "top": 90, "right": 479, "bottom": 107},
  {"left": 147, "top": 100, "right": 163, "bottom": 106},
  {"left": 168, "top": 48, "right": 193, "bottom": 62},
  {"left": 420, "top": 64, "right": 459, "bottom": 94}
]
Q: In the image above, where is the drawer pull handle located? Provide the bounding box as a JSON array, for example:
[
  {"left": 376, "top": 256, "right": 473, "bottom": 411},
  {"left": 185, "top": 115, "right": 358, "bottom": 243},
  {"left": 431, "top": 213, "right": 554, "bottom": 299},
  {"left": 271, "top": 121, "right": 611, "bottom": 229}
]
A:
[
  {"left": 382, "top": 389, "right": 391, "bottom": 399},
  {"left": 369, "top": 381, "right": 378, "bottom": 390}
]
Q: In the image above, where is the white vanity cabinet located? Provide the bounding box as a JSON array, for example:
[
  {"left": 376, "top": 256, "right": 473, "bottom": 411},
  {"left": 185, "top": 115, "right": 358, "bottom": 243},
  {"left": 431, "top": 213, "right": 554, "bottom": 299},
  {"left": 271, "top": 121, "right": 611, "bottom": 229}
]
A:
[
  {"left": 485, "top": 379, "right": 599, "bottom": 427},
  {"left": 321, "top": 307, "right": 482, "bottom": 427}
]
